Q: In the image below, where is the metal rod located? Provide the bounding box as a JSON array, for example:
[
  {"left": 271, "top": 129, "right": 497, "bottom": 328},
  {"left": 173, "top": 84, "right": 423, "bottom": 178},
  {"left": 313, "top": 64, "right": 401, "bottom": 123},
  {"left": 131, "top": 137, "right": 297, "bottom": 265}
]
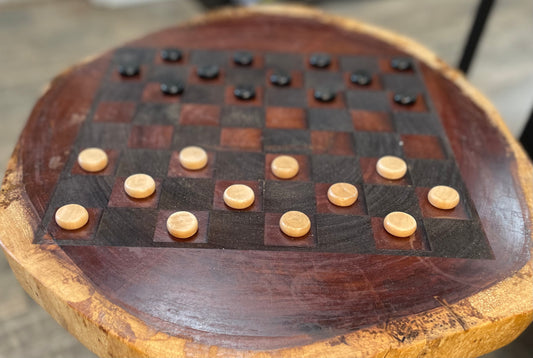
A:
[
  {"left": 520, "top": 107, "right": 533, "bottom": 158},
  {"left": 458, "top": 0, "right": 496, "bottom": 74}
]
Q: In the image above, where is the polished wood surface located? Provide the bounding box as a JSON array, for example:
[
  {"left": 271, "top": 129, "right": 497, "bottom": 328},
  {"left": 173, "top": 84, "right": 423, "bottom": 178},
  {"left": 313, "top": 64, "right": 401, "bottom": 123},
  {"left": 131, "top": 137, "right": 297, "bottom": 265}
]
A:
[{"left": 0, "top": 5, "right": 531, "bottom": 358}]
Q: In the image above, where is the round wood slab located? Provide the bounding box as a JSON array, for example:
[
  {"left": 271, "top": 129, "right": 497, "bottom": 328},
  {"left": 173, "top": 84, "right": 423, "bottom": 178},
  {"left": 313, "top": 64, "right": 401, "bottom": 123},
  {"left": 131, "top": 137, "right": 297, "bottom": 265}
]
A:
[{"left": 0, "top": 6, "right": 532, "bottom": 358}]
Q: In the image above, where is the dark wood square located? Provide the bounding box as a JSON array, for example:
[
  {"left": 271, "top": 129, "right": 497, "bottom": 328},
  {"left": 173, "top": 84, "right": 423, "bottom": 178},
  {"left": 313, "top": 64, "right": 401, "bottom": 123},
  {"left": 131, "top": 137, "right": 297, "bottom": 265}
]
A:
[
  {"left": 264, "top": 181, "right": 315, "bottom": 213},
  {"left": 402, "top": 134, "right": 446, "bottom": 159},
  {"left": 360, "top": 157, "right": 411, "bottom": 186},
  {"left": 264, "top": 213, "right": 316, "bottom": 248},
  {"left": 181, "top": 84, "right": 225, "bottom": 105},
  {"left": 108, "top": 177, "right": 162, "bottom": 208},
  {"left": 306, "top": 89, "right": 345, "bottom": 109},
  {"left": 213, "top": 180, "right": 262, "bottom": 212},
  {"left": 215, "top": 151, "right": 264, "bottom": 180},
  {"left": 265, "top": 52, "right": 304, "bottom": 71},
  {"left": 49, "top": 176, "right": 113, "bottom": 208},
  {"left": 364, "top": 184, "right": 421, "bottom": 218},
  {"left": 48, "top": 208, "right": 102, "bottom": 240},
  {"left": 311, "top": 155, "right": 362, "bottom": 183},
  {"left": 187, "top": 66, "right": 225, "bottom": 85},
  {"left": 225, "top": 68, "right": 266, "bottom": 86},
  {"left": 128, "top": 125, "right": 173, "bottom": 149},
  {"left": 207, "top": 211, "right": 265, "bottom": 249},
  {"left": 415, "top": 187, "right": 470, "bottom": 220},
  {"left": 265, "top": 154, "right": 310, "bottom": 181},
  {"left": 93, "top": 101, "right": 136, "bottom": 123},
  {"left": 189, "top": 49, "right": 229, "bottom": 66},
  {"left": 95, "top": 208, "right": 157, "bottom": 246},
  {"left": 393, "top": 112, "right": 443, "bottom": 135},
  {"left": 371, "top": 217, "right": 429, "bottom": 251},
  {"left": 147, "top": 65, "right": 189, "bottom": 83},
  {"left": 263, "top": 129, "right": 310, "bottom": 154},
  {"left": 167, "top": 151, "right": 215, "bottom": 178},
  {"left": 308, "top": 108, "right": 353, "bottom": 132},
  {"left": 265, "top": 88, "right": 307, "bottom": 107},
  {"left": 315, "top": 183, "right": 366, "bottom": 216},
  {"left": 389, "top": 93, "right": 428, "bottom": 113},
  {"left": 339, "top": 55, "right": 379, "bottom": 72},
  {"left": 344, "top": 72, "right": 383, "bottom": 91},
  {"left": 133, "top": 103, "right": 180, "bottom": 125},
  {"left": 316, "top": 214, "right": 374, "bottom": 253},
  {"left": 311, "top": 131, "right": 355, "bottom": 156},
  {"left": 381, "top": 73, "right": 426, "bottom": 93},
  {"left": 353, "top": 132, "right": 403, "bottom": 157},
  {"left": 142, "top": 82, "right": 181, "bottom": 104},
  {"left": 153, "top": 210, "right": 208, "bottom": 243},
  {"left": 116, "top": 149, "right": 171, "bottom": 177},
  {"left": 345, "top": 90, "right": 389, "bottom": 111},
  {"left": 224, "top": 86, "right": 263, "bottom": 107},
  {"left": 98, "top": 82, "right": 144, "bottom": 102},
  {"left": 351, "top": 110, "right": 394, "bottom": 132},
  {"left": 71, "top": 149, "right": 119, "bottom": 176},
  {"left": 305, "top": 71, "right": 345, "bottom": 92},
  {"left": 179, "top": 104, "right": 220, "bottom": 126},
  {"left": 159, "top": 178, "right": 215, "bottom": 211},
  {"left": 220, "top": 128, "right": 262, "bottom": 152},
  {"left": 265, "top": 107, "right": 307, "bottom": 129},
  {"left": 113, "top": 47, "right": 155, "bottom": 64},
  {"left": 172, "top": 126, "right": 220, "bottom": 151},
  {"left": 265, "top": 69, "right": 304, "bottom": 88},
  {"left": 221, "top": 107, "right": 264, "bottom": 128},
  {"left": 408, "top": 159, "right": 465, "bottom": 188},
  {"left": 77, "top": 123, "right": 130, "bottom": 149},
  {"left": 112, "top": 47, "right": 155, "bottom": 64},
  {"left": 424, "top": 218, "right": 493, "bottom": 259}
]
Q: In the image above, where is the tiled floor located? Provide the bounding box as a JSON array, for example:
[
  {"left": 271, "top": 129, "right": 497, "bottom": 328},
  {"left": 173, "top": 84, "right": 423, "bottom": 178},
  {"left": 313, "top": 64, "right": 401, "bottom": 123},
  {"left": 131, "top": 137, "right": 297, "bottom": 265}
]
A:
[{"left": 0, "top": 0, "right": 531, "bottom": 357}]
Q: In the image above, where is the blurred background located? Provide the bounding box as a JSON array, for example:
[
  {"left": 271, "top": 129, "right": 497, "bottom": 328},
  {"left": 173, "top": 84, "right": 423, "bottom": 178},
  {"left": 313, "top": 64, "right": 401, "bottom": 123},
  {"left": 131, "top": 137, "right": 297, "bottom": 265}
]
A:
[{"left": 0, "top": 0, "right": 531, "bottom": 357}]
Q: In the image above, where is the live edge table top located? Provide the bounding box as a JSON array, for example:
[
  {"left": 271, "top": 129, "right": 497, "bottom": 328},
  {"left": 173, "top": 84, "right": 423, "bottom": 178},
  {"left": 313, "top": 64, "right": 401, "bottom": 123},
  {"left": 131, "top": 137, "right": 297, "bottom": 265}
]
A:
[{"left": 0, "top": 6, "right": 532, "bottom": 358}]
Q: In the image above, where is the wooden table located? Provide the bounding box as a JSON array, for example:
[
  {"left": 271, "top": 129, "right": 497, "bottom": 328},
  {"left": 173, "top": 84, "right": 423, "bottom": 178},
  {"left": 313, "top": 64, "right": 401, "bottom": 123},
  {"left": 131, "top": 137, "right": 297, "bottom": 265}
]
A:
[{"left": 0, "top": 6, "right": 531, "bottom": 358}]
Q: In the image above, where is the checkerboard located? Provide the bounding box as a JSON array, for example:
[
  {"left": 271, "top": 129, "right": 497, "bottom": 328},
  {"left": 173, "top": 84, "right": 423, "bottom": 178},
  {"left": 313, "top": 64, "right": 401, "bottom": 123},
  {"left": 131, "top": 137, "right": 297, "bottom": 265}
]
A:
[{"left": 35, "top": 46, "right": 492, "bottom": 260}]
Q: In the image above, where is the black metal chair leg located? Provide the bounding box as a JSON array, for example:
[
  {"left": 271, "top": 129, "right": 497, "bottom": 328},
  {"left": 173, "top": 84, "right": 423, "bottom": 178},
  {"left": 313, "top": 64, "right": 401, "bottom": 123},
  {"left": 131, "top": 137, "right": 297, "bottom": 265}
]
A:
[
  {"left": 519, "top": 107, "right": 533, "bottom": 158},
  {"left": 458, "top": 0, "right": 496, "bottom": 75}
]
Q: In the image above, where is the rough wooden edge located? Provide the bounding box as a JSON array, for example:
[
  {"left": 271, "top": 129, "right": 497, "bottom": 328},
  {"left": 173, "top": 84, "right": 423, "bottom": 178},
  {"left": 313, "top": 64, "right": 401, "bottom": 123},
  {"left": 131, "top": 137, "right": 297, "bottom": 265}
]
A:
[{"left": 0, "top": 5, "right": 531, "bottom": 358}]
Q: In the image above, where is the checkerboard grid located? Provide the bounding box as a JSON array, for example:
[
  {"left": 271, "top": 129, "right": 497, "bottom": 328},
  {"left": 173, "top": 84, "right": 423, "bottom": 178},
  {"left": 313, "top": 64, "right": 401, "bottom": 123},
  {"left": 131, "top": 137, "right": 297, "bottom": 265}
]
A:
[{"left": 39, "top": 46, "right": 488, "bottom": 258}]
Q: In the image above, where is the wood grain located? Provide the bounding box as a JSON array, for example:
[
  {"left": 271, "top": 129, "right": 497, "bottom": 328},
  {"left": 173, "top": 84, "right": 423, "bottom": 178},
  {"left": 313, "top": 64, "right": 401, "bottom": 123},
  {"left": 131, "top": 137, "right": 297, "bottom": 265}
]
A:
[{"left": 0, "top": 5, "right": 531, "bottom": 358}]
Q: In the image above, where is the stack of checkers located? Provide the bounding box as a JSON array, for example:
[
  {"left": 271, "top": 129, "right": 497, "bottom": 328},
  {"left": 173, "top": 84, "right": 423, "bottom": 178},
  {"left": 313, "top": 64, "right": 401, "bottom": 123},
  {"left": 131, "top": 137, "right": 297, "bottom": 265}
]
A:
[{"left": 57, "top": 147, "right": 460, "bottom": 240}]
